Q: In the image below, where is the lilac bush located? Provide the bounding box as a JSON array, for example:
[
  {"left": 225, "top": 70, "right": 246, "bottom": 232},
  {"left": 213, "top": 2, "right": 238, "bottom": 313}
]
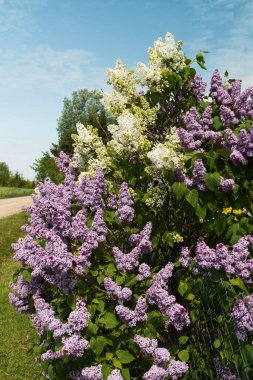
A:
[{"left": 10, "top": 32, "right": 253, "bottom": 378}]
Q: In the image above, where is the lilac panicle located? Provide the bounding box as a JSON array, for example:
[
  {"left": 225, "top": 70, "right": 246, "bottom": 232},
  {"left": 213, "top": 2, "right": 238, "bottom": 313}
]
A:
[
  {"left": 104, "top": 277, "right": 132, "bottom": 304},
  {"left": 115, "top": 182, "right": 135, "bottom": 222},
  {"left": 137, "top": 263, "right": 151, "bottom": 281},
  {"left": 193, "top": 235, "right": 253, "bottom": 283},
  {"left": 147, "top": 262, "right": 190, "bottom": 330},
  {"left": 107, "top": 191, "right": 118, "bottom": 209},
  {"left": 191, "top": 74, "right": 207, "bottom": 103},
  {"left": 108, "top": 369, "right": 124, "bottom": 380},
  {"left": 232, "top": 294, "right": 253, "bottom": 341},
  {"left": 115, "top": 296, "right": 147, "bottom": 326},
  {"left": 113, "top": 222, "right": 152, "bottom": 271}
]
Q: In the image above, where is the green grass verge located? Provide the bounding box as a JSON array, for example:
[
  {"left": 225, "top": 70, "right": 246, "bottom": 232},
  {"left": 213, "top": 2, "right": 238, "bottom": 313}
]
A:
[
  {"left": 0, "top": 213, "right": 43, "bottom": 379},
  {"left": 0, "top": 187, "right": 34, "bottom": 199}
]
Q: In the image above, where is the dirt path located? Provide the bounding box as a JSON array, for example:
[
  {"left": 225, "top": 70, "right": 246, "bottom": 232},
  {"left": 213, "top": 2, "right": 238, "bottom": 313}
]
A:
[{"left": 0, "top": 196, "right": 33, "bottom": 219}]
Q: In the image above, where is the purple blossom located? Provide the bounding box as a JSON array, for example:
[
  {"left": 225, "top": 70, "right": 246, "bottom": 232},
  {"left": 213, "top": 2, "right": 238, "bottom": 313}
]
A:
[
  {"left": 108, "top": 369, "right": 124, "bottom": 380},
  {"left": 107, "top": 191, "right": 118, "bottom": 209},
  {"left": 220, "top": 178, "right": 235, "bottom": 193},
  {"left": 115, "top": 296, "right": 147, "bottom": 326},
  {"left": 191, "top": 74, "right": 207, "bottom": 103},
  {"left": 115, "top": 182, "right": 135, "bottom": 222},
  {"left": 113, "top": 222, "right": 152, "bottom": 272},
  {"left": 193, "top": 235, "right": 253, "bottom": 283},
  {"left": 104, "top": 277, "right": 132, "bottom": 304},
  {"left": 167, "top": 360, "right": 189, "bottom": 380},
  {"left": 232, "top": 294, "right": 253, "bottom": 341},
  {"left": 134, "top": 334, "right": 158, "bottom": 355},
  {"left": 214, "top": 356, "right": 238, "bottom": 380},
  {"left": 70, "top": 364, "right": 103, "bottom": 380},
  {"left": 143, "top": 365, "right": 168, "bottom": 380},
  {"left": 210, "top": 69, "right": 223, "bottom": 99},
  {"left": 137, "top": 263, "right": 151, "bottom": 281},
  {"left": 179, "top": 247, "right": 190, "bottom": 268}
]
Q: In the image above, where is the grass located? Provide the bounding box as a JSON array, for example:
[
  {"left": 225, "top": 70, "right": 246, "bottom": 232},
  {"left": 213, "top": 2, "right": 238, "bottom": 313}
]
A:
[
  {"left": 0, "top": 213, "right": 43, "bottom": 379},
  {"left": 0, "top": 187, "right": 34, "bottom": 199}
]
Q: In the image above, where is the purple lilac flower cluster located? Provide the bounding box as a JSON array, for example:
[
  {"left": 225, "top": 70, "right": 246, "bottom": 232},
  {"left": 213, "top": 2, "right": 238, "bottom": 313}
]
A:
[
  {"left": 211, "top": 69, "right": 253, "bottom": 124},
  {"left": 115, "top": 182, "right": 135, "bottom": 222},
  {"left": 214, "top": 356, "right": 238, "bottom": 380},
  {"left": 191, "top": 74, "right": 207, "bottom": 103},
  {"left": 112, "top": 222, "right": 152, "bottom": 271},
  {"left": 137, "top": 263, "right": 151, "bottom": 281},
  {"left": 232, "top": 294, "right": 253, "bottom": 341},
  {"left": 177, "top": 159, "right": 206, "bottom": 191},
  {"left": 147, "top": 262, "right": 190, "bottom": 330},
  {"left": 177, "top": 161, "right": 235, "bottom": 193},
  {"left": 115, "top": 296, "right": 147, "bottom": 326},
  {"left": 179, "top": 247, "right": 190, "bottom": 268},
  {"left": 70, "top": 364, "right": 103, "bottom": 380},
  {"left": 224, "top": 127, "right": 253, "bottom": 166},
  {"left": 70, "top": 366, "right": 124, "bottom": 380},
  {"left": 193, "top": 235, "right": 253, "bottom": 283},
  {"left": 134, "top": 335, "right": 188, "bottom": 380},
  {"left": 104, "top": 277, "right": 132, "bottom": 304},
  {"left": 178, "top": 106, "right": 223, "bottom": 152}
]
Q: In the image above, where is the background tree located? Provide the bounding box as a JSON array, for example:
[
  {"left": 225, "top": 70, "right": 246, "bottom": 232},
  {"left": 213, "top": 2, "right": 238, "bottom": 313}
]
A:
[
  {"left": 0, "top": 162, "right": 10, "bottom": 186},
  {"left": 33, "top": 89, "right": 114, "bottom": 182}
]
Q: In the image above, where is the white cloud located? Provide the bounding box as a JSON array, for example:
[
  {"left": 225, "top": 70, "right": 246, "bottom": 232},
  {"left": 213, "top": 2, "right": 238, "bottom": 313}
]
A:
[{"left": 0, "top": 46, "right": 106, "bottom": 92}]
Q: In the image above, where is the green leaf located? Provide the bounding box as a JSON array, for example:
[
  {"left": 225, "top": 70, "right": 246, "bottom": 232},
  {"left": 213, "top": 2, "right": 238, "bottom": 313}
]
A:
[
  {"left": 20, "top": 268, "right": 32, "bottom": 283},
  {"left": 113, "top": 359, "right": 122, "bottom": 369},
  {"left": 104, "top": 312, "right": 119, "bottom": 329},
  {"left": 106, "top": 352, "right": 114, "bottom": 360},
  {"left": 178, "top": 350, "right": 189, "bottom": 362},
  {"left": 214, "top": 339, "right": 221, "bottom": 348},
  {"left": 204, "top": 173, "right": 221, "bottom": 192},
  {"left": 48, "top": 364, "right": 54, "bottom": 378},
  {"left": 125, "top": 275, "right": 137, "bottom": 287},
  {"left": 90, "top": 336, "right": 109, "bottom": 356},
  {"left": 195, "top": 204, "right": 207, "bottom": 219},
  {"left": 121, "top": 368, "right": 130, "bottom": 380},
  {"left": 185, "top": 189, "right": 198, "bottom": 208},
  {"left": 178, "top": 281, "right": 188, "bottom": 296},
  {"left": 86, "top": 320, "right": 98, "bottom": 336},
  {"left": 102, "top": 365, "right": 111, "bottom": 379},
  {"left": 116, "top": 350, "right": 135, "bottom": 364},
  {"left": 172, "top": 182, "right": 188, "bottom": 201},
  {"left": 186, "top": 293, "right": 195, "bottom": 301},
  {"left": 213, "top": 116, "right": 222, "bottom": 131},
  {"left": 179, "top": 336, "right": 189, "bottom": 345},
  {"left": 229, "top": 277, "right": 248, "bottom": 294}
]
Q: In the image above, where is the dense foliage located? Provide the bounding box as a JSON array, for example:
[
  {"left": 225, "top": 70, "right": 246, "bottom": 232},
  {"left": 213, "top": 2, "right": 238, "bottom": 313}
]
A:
[
  {"left": 10, "top": 33, "right": 253, "bottom": 379},
  {"left": 0, "top": 161, "right": 34, "bottom": 188}
]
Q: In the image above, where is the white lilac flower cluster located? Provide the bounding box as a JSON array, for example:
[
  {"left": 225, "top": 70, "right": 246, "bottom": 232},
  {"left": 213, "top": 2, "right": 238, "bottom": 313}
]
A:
[
  {"left": 146, "top": 127, "right": 183, "bottom": 172},
  {"left": 72, "top": 32, "right": 185, "bottom": 179},
  {"left": 137, "top": 32, "right": 185, "bottom": 92},
  {"left": 72, "top": 122, "right": 111, "bottom": 177}
]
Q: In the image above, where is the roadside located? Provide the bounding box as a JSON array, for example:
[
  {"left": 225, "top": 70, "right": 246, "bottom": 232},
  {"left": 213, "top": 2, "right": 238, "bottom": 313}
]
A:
[
  {"left": 0, "top": 187, "right": 34, "bottom": 200},
  {"left": 0, "top": 213, "right": 43, "bottom": 379},
  {"left": 0, "top": 196, "right": 33, "bottom": 219}
]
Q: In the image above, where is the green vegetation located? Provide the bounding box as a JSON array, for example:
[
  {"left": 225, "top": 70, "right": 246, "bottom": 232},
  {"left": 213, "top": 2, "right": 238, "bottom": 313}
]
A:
[
  {"left": 0, "top": 162, "right": 34, "bottom": 189},
  {"left": 32, "top": 88, "right": 114, "bottom": 183},
  {"left": 0, "top": 213, "right": 43, "bottom": 379},
  {"left": 0, "top": 187, "right": 34, "bottom": 199}
]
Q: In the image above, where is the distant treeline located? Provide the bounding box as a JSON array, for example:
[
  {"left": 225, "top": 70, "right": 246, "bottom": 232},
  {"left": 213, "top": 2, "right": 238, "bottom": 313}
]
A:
[{"left": 0, "top": 162, "right": 34, "bottom": 188}]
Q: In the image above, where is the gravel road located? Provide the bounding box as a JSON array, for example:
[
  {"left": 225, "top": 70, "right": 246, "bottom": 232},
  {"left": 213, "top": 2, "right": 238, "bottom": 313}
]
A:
[{"left": 0, "top": 196, "right": 33, "bottom": 219}]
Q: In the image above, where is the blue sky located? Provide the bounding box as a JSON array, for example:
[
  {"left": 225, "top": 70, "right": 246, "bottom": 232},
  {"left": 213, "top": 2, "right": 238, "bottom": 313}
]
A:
[{"left": 0, "top": 0, "right": 252, "bottom": 179}]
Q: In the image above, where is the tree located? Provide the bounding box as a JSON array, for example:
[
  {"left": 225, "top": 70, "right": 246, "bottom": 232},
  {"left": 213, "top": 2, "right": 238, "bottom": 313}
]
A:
[
  {"left": 0, "top": 162, "right": 10, "bottom": 186},
  {"left": 33, "top": 89, "right": 114, "bottom": 181},
  {"left": 31, "top": 152, "right": 64, "bottom": 184}
]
